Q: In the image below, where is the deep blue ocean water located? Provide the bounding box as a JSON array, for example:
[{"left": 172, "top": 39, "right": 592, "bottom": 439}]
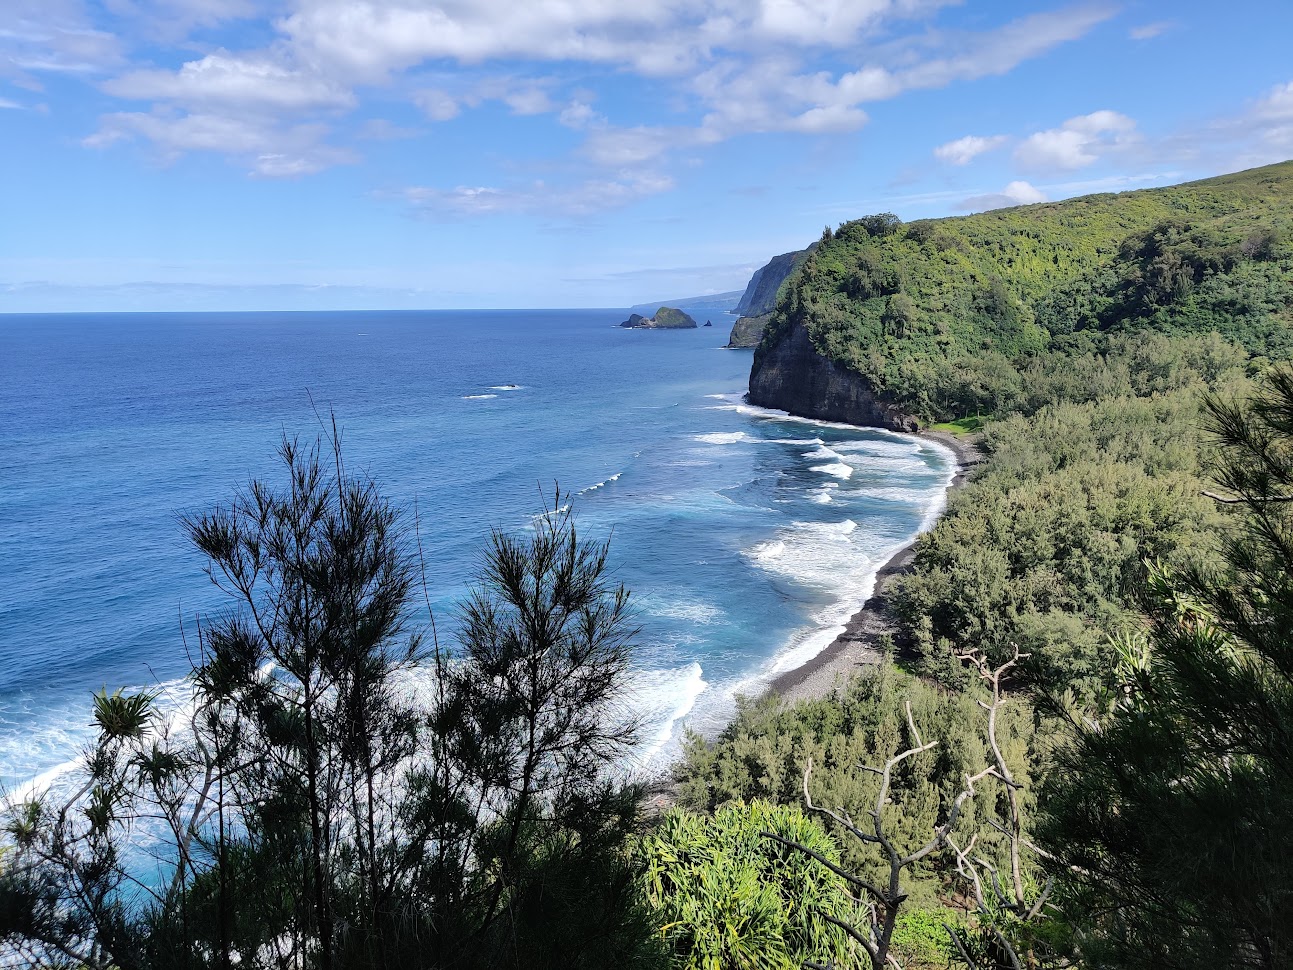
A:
[{"left": 0, "top": 309, "right": 953, "bottom": 792}]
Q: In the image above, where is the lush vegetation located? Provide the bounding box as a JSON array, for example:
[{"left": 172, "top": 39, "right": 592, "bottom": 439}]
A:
[
  {"left": 678, "top": 162, "right": 1293, "bottom": 969},
  {"left": 6, "top": 163, "right": 1293, "bottom": 970},
  {"left": 756, "top": 161, "right": 1293, "bottom": 423}
]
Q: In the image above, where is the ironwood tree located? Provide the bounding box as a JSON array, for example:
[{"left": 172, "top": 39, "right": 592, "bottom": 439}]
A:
[{"left": 0, "top": 432, "right": 662, "bottom": 970}]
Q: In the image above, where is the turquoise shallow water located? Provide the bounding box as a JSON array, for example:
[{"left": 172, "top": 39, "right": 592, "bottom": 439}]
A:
[{"left": 0, "top": 309, "right": 953, "bottom": 789}]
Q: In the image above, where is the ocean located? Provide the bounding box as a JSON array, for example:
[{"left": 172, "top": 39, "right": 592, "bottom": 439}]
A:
[{"left": 0, "top": 309, "right": 954, "bottom": 792}]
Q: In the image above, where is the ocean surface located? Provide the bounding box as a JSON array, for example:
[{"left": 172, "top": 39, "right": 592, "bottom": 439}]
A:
[{"left": 0, "top": 309, "right": 954, "bottom": 793}]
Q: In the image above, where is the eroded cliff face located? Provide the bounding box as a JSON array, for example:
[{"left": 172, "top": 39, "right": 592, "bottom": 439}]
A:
[
  {"left": 748, "top": 318, "right": 919, "bottom": 432},
  {"left": 725, "top": 312, "right": 771, "bottom": 348}
]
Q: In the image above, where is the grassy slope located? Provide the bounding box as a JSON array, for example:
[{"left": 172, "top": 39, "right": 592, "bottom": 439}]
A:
[{"left": 759, "top": 161, "right": 1293, "bottom": 422}]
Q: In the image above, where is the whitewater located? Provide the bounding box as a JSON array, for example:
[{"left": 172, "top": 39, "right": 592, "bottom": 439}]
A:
[{"left": 0, "top": 309, "right": 954, "bottom": 792}]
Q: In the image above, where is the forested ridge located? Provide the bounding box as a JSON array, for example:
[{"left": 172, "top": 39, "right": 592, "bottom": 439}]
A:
[{"left": 756, "top": 161, "right": 1293, "bottom": 421}]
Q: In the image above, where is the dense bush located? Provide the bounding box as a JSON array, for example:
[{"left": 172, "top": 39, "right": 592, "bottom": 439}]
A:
[
  {"left": 639, "top": 801, "right": 866, "bottom": 970},
  {"left": 674, "top": 663, "right": 1041, "bottom": 911}
]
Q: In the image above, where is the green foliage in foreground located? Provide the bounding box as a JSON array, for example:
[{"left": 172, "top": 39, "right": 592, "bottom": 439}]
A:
[
  {"left": 673, "top": 663, "right": 1042, "bottom": 912},
  {"left": 757, "top": 161, "right": 1293, "bottom": 422},
  {"left": 1040, "top": 369, "right": 1293, "bottom": 970},
  {"left": 639, "top": 801, "right": 865, "bottom": 970},
  {"left": 0, "top": 439, "right": 664, "bottom": 970}
]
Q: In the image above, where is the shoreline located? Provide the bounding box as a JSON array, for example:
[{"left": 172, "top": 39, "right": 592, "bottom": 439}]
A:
[{"left": 766, "top": 429, "right": 983, "bottom": 705}]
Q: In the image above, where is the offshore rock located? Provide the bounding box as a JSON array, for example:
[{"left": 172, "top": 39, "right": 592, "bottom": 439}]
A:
[
  {"left": 620, "top": 306, "right": 698, "bottom": 329},
  {"left": 749, "top": 317, "right": 919, "bottom": 432}
]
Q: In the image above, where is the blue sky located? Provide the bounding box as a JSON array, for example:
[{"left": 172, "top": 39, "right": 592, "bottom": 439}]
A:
[{"left": 3, "top": 0, "right": 1292, "bottom": 311}]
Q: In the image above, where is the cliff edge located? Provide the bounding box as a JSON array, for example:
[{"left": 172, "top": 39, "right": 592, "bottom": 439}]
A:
[{"left": 748, "top": 317, "right": 918, "bottom": 431}]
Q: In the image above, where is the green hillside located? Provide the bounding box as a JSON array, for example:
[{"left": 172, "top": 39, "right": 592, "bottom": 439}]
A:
[{"left": 759, "top": 161, "right": 1293, "bottom": 421}]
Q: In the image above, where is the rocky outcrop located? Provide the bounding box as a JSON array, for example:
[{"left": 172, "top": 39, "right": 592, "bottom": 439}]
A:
[
  {"left": 726, "top": 312, "right": 771, "bottom": 348},
  {"left": 620, "top": 306, "right": 698, "bottom": 329},
  {"left": 733, "top": 244, "right": 816, "bottom": 317},
  {"left": 748, "top": 318, "right": 919, "bottom": 432}
]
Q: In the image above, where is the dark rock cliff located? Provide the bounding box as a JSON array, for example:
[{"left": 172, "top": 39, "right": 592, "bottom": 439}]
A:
[
  {"left": 748, "top": 318, "right": 919, "bottom": 431},
  {"left": 725, "top": 312, "right": 771, "bottom": 348},
  {"left": 733, "top": 244, "right": 816, "bottom": 317}
]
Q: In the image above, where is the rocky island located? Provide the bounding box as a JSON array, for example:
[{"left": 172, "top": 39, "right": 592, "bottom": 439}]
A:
[{"left": 620, "top": 306, "right": 698, "bottom": 329}]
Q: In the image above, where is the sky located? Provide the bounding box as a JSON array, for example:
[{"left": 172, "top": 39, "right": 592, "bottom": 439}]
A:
[{"left": 3, "top": 0, "right": 1293, "bottom": 312}]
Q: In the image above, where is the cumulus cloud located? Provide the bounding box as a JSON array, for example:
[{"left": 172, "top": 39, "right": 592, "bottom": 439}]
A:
[
  {"left": 25, "top": 0, "right": 1114, "bottom": 190},
  {"left": 403, "top": 171, "right": 675, "bottom": 218},
  {"left": 958, "top": 180, "right": 1047, "bottom": 211},
  {"left": 934, "top": 133, "right": 1008, "bottom": 164},
  {"left": 693, "top": 6, "right": 1112, "bottom": 141},
  {"left": 1014, "top": 109, "right": 1137, "bottom": 171},
  {"left": 104, "top": 51, "right": 356, "bottom": 110}
]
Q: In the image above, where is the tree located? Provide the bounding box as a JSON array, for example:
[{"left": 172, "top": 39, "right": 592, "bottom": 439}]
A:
[
  {"left": 0, "top": 432, "right": 661, "bottom": 970},
  {"left": 1039, "top": 367, "right": 1293, "bottom": 970}
]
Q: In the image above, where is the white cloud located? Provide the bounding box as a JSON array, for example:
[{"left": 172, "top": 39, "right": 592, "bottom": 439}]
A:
[
  {"left": 412, "top": 88, "right": 459, "bottom": 121},
  {"left": 46, "top": 0, "right": 1113, "bottom": 183},
  {"left": 934, "top": 133, "right": 1008, "bottom": 164},
  {"left": 1015, "top": 109, "right": 1137, "bottom": 171},
  {"left": 692, "top": 7, "right": 1112, "bottom": 141},
  {"left": 104, "top": 51, "right": 355, "bottom": 111},
  {"left": 84, "top": 109, "right": 355, "bottom": 175},
  {"left": 1254, "top": 80, "right": 1293, "bottom": 120},
  {"left": 1, "top": 1, "right": 125, "bottom": 79},
  {"left": 0, "top": 97, "right": 22, "bottom": 109},
  {"left": 582, "top": 127, "right": 677, "bottom": 167},
  {"left": 502, "top": 86, "right": 554, "bottom": 116},
  {"left": 958, "top": 179, "right": 1047, "bottom": 211},
  {"left": 558, "top": 100, "right": 601, "bottom": 129},
  {"left": 403, "top": 171, "right": 675, "bottom": 218},
  {"left": 1129, "top": 20, "right": 1173, "bottom": 41},
  {"left": 750, "top": 0, "right": 956, "bottom": 46}
]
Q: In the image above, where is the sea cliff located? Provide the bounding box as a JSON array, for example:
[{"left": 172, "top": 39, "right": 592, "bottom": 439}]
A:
[{"left": 748, "top": 316, "right": 918, "bottom": 431}]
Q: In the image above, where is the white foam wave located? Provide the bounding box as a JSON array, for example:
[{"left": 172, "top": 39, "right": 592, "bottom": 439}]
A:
[
  {"left": 747, "top": 519, "right": 867, "bottom": 596},
  {"left": 628, "top": 661, "right": 707, "bottom": 768},
  {"left": 462, "top": 393, "right": 497, "bottom": 400},
  {"left": 692, "top": 431, "right": 753, "bottom": 445},
  {"left": 802, "top": 445, "right": 842, "bottom": 462},
  {"left": 810, "top": 462, "right": 853, "bottom": 479},
  {"left": 578, "top": 472, "right": 623, "bottom": 495},
  {"left": 854, "top": 486, "right": 929, "bottom": 505},
  {"left": 832, "top": 438, "right": 923, "bottom": 458},
  {"left": 644, "top": 594, "right": 725, "bottom": 625},
  {"left": 488, "top": 384, "right": 523, "bottom": 391}
]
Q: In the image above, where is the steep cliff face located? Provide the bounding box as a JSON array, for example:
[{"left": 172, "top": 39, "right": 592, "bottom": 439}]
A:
[
  {"left": 748, "top": 318, "right": 919, "bottom": 431},
  {"left": 733, "top": 245, "right": 815, "bottom": 316},
  {"left": 725, "top": 312, "right": 770, "bottom": 348}
]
